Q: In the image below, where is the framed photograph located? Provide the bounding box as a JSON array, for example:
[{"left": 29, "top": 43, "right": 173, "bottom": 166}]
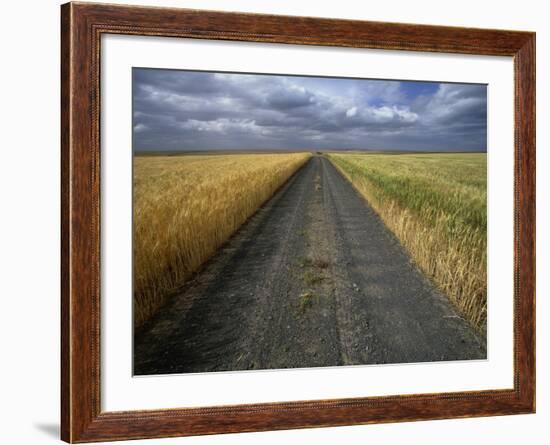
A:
[{"left": 61, "top": 2, "right": 535, "bottom": 442}]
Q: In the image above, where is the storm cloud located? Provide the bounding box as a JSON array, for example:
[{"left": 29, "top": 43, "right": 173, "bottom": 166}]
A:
[{"left": 133, "top": 68, "right": 487, "bottom": 152}]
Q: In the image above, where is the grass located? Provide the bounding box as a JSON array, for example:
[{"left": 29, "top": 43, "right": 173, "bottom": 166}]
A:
[
  {"left": 298, "top": 254, "right": 331, "bottom": 315},
  {"left": 299, "top": 291, "right": 317, "bottom": 314},
  {"left": 303, "top": 270, "right": 326, "bottom": 286},
  {"left": 133, "top": 152, "right": 311, "bottom": 328},
  {"left": 299, "top": 256, "right": 330, "bottom": 270},
  {"left": 328, "top": 152, "right": 487, "bottom": 333}
]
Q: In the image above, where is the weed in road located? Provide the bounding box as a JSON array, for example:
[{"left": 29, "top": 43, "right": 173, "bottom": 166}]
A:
[
  {"left": 303, "top": 270, "right": 325, "bottom": 286},
  {"left": 312, "top": 258, "right": 330, "bottom": 269},
  {"left": 300, "top": 256, "right": 330, "bottom": 269},
  {"left": 299, "top": 291, "right": 317, "bottom": 314}
]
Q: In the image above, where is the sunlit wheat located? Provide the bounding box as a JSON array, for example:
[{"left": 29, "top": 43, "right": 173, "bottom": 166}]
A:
[{"left": 134, "top": 153, "right": 311, "bottom": 328}]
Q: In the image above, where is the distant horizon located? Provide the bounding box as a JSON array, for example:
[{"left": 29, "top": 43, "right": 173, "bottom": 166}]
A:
[
  {"left": 135, "top": 148, "right": 488, "bottom": 155},
  {"left": 133, "top": 68, "right": 487, "bottom": 153}
]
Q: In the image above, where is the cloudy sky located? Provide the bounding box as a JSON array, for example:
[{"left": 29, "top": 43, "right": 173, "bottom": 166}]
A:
[{"left": 133, "top": 68, "right": 487, "bottom": 152}]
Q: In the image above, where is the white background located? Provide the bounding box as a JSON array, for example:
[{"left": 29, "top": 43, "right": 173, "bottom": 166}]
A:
[{"left": 0, "top": 0, "right": 547, "bottom": 444}]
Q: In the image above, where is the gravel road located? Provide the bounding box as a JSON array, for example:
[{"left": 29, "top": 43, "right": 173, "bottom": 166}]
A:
[{"left": 134, "top": 156, "right": 486, "bottom": 375}]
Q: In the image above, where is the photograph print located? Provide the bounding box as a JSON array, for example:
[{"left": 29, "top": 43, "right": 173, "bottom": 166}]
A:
[{"left": 132, "top": 68, "right": 487, "bottom": 376}]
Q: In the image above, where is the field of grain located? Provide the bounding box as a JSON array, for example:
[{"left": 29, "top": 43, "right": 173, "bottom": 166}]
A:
[
  {"left": 328, "top": 153, "right": 487, "bottom": 332},
  {"left": 134, "top": 153, "right": 311, "bottom": 328}
]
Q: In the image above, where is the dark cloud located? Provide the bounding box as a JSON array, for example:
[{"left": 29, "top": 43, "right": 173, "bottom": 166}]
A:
[
  {"left": 264, "top": 85, "right": 315, "bottom": 110},
  {"left": 133, "top": 69, "right": 487, "bottom": 152}
]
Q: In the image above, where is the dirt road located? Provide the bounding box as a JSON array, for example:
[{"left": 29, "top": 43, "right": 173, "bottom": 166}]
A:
[{"left": 134, "top": 156, "right": 486, "bottom": 375}]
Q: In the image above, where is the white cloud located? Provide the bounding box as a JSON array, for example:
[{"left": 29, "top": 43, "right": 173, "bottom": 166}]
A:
[
  {"left": 394, "top": 107, "right": 418, "bottom": 123},
  {"left": 346, "top": 107, "right": 357, "bottom": 118},
  {"left": 133, "top": 123, "right": 147, "bottom": 133},
  {"left": 357, "top": 105, "right": 418, "bottom": 124},
  {"left": 181, "top": 118, "right": 262, "bottom": 135}
]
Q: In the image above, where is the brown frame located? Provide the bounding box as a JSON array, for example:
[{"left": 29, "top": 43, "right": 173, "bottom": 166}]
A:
[{"left": 61, "top": 2, "right": 536, "bottom": 442}]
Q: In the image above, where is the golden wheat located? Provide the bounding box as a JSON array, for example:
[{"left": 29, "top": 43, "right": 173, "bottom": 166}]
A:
[
  {"left": 134, "top": 152, "right": 311, "bottom": 328},
  {"left": 328, "top": 153, "right": 487, "bottom": 333}
]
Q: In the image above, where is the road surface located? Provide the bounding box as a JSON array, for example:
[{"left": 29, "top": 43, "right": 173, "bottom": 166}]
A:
[{"left": 134, "top": 156, "right": 486, "bottom": 375}]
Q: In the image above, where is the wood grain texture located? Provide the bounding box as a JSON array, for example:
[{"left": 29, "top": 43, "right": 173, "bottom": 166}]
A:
[
  {"left": 60, "top": 4, "right": 71, "bottom": 441},
  {"left": 60, "top": 2, "right": 536, "bottom": 442}
]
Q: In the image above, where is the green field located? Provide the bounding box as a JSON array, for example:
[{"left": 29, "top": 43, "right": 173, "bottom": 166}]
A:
[{"left": 328, "top": 152, "right": 487, "bottom": 332}]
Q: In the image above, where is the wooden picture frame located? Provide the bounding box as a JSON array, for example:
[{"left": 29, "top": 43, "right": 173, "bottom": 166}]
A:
[{"left": 61, "top": 2, "right": 535, "bottom": 442}]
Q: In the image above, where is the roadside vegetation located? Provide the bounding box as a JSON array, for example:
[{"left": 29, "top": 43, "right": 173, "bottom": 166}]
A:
[
  {"left": 134, "top": 153, "right": 311, "bottom": 328},
  {"left": 328, "top": 153, "right": 487, "bottom": 333}
]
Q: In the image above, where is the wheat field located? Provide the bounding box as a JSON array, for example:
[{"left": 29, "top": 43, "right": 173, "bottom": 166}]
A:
[
  {"left": 328, "top": 153, "right": 487, "bottom": 333},
  {"left": 134, "top": 152, "right": 311, "bottom": 328}
]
